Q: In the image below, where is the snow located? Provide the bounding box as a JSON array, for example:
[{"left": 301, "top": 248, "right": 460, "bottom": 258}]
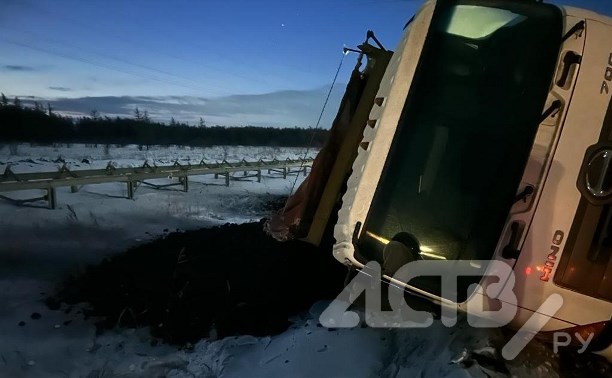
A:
[
  {"left": 0, "top": 143, "right": 590, "bottom": 377},
  {"left": 0, "top": 144, "right": 315, "bottom": 262}
]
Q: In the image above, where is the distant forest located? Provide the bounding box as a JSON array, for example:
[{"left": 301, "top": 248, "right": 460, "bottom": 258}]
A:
[{"left": 0, "top": 94, "right": 329, "bottom": 147}]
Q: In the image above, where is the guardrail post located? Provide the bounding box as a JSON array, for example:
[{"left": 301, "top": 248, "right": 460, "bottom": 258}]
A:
[
  {"left": 47, "top": 187, "right": 57, "bottom": 209},
  {"left": 225, "top": 173, "right": 230, "bottom": 186},
  {"left": 127, "top": 181, "right": 135, "bottom": 199},
  {"left": 181, "top": 176, "right": 189, "bottom": 192},
  {"left": 257, "top": 170, "right": 262, "bottom": 183},
  {"left": 303, "top": 166, "right": 307, "bottom": 176},
  {"left": 283, "top": 167, "right": 287, "bottom": 179},
  {"left": 70, "top": 185, "right": 79, "bottom": 193}
]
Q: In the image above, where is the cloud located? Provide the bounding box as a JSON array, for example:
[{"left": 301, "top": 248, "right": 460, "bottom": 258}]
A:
[
  {"left": 19, "top": 85, "right": 346, "bottom": 128},
  {"left": 2, "top": 65, "right": 37, "bottom": 72},
  {"left": 48, "top": 86, "right": 72, "bottom": 92}
]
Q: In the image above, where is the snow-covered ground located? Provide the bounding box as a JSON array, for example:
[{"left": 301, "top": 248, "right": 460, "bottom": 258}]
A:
[
  {"left": 0, "top": 144, "right": 592, "bottom": 377},
  {"left": 0, "top": 144, "right": 317, "bottom": 277}
]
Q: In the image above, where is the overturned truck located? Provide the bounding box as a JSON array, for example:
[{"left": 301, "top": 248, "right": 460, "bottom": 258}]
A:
[{"left": 269, "top": 0, "right": 612, "bottom": 361}]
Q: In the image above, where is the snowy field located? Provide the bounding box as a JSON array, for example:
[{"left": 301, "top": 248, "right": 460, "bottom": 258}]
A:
[{"left": 0, "top": 144, "right": 598, "bottom": 377}]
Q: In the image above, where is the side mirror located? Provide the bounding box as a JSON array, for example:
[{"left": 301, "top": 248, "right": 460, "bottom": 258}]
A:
[{"left": 577, "top": 143, "right": 612, "bottom": 205}]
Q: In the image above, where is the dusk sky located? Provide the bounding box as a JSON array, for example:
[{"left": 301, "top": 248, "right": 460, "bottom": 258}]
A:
[{"left": 1, "top": 0, "right": 611, "bottom": 127}]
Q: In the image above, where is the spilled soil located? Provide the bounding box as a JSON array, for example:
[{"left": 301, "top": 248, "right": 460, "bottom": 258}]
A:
[{"left": 47, "top": 220, "right": 346, "bottom": 345}]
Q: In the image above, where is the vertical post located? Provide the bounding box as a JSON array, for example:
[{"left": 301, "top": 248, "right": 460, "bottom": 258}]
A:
[
  {"left": 181, "top": 176, "right": 189, "bottom": 192},
  {"left": 214, "top": 173, "right": 219, "bottom": 179},
  {"left": 70, "top": 185, "right": 79, "bottom": 193},
  {"left": 225, "top": 173, "right": 230, "bottom": 186},
  {"left": 257, "top": 170, "right": 262, "bottom": 183},
  {"left": 47, "top": 187, "right": 57, "bottom": 209},
  {"left": 243, "top": 170, "right": 248, "bottom": 176},
  {"left": 127, "top": 181, "right": 135, "bottom": 199},
  {"left": 303, "top": 166, "right": 307, "bottom": 176},
  {"left": 283, "top": 167, "right": 287, "bottom": 179}
]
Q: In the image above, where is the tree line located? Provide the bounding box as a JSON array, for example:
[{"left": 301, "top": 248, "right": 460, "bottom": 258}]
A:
[{"left": 0, "top": 94, "right": 329, "bottom": 147}]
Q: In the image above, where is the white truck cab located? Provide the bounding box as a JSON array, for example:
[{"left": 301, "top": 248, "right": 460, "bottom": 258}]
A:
[{"left": 332, "top": 0, "right": 612, "bottom": 359}]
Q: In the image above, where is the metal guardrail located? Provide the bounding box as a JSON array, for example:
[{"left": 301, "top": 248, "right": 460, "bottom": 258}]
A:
[{"left": 0, "top": 158, "right": 313, "bottom": 209}]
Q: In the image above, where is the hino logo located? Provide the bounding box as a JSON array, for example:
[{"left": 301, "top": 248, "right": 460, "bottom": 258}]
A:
[{"left": 540, "top": 230, "right": 564, "bottom": 282}]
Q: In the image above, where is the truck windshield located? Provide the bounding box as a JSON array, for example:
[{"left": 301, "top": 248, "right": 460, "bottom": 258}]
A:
[{"left": 357, "top": 0, "right": 562, "bottom": 302}]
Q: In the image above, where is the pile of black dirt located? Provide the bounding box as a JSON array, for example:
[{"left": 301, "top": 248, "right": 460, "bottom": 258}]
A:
[{"left": 47, "top": 220, "right": 347, "bottom": 345}]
